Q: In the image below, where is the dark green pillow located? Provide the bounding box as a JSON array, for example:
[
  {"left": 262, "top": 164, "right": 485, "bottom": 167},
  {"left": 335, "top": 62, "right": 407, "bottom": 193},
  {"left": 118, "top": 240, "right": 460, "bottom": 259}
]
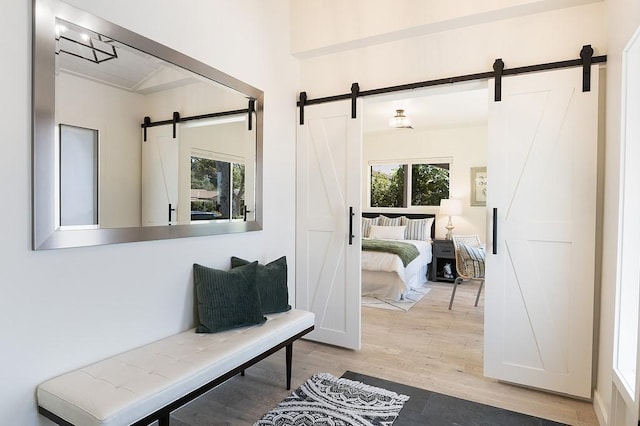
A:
[
  {"left": 230, "top": 256, "right": 291, "bottom": 314},
  {"left": 193, "top": 262, "right": 266, "bottom": 333}
]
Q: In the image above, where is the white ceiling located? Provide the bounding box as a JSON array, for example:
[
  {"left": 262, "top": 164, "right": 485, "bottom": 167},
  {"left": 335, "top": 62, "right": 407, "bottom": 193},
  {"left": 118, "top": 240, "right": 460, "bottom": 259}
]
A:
[
  {"left": 56, "top": 19, "right": 204, "bottom": 95},
  {"left": 363, "top": 81, "right": 489, "bottom": 133}
]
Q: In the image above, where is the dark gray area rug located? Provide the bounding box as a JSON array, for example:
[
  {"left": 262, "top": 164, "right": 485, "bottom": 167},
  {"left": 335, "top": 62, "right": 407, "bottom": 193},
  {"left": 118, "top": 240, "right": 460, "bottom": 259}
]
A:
[{"left": 341, "top": 371, "right": 567, "bottom": 426}]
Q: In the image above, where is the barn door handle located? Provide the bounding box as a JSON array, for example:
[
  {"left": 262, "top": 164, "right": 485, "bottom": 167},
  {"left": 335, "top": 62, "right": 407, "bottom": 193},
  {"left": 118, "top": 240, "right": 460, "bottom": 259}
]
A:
[
  {"left": 492, "top": 207, "right": 498, "bottom": 254},
  {"left": 349, "top": 207, "right": 355, "bottom": 245},
  {"left": 168, "top": 203, "right": 176, "bottom": 225}
]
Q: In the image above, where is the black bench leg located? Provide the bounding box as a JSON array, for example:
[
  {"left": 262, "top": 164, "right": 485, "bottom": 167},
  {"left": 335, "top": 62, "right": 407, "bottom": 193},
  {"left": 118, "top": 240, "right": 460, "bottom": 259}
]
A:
[
  {"left": 158, "top": 412, "right": 170, "bottom": 426},
  {"left": 286, "top": 343, "right": 293, "bottom": 390},
  {"left": 240, "top": 370, "right": 245, "bottom": 376}
]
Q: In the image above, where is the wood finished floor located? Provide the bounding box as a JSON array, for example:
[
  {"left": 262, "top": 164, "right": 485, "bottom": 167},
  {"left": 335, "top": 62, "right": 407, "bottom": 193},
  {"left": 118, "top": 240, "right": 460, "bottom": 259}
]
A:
[{"left": 171, "top": 281, "right": 599, "bottom": 426}]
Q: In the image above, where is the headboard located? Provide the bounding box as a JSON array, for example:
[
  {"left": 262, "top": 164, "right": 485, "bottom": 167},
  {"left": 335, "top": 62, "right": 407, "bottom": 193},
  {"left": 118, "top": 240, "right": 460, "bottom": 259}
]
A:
[{"left": 362, "top": 212, "right": 436, "bottom": 240}]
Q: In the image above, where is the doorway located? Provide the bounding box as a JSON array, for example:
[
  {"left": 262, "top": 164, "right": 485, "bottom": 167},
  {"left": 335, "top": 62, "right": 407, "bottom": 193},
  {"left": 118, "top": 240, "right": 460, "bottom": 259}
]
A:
[{"left": 359, "top": 81, "right": 490, "bottom": 390}]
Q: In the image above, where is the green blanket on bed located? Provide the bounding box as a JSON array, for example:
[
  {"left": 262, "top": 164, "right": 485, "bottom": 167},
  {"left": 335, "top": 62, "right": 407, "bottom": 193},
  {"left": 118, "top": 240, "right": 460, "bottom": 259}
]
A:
[{"left": 362, "top": 239, "right": 420, "bottom": 266}]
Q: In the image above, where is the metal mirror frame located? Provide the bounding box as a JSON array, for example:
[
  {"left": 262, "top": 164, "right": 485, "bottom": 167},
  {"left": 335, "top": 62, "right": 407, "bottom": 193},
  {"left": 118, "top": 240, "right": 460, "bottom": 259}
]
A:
[{"left": 32, "top": 0, "right": 263, "bottom": 250}]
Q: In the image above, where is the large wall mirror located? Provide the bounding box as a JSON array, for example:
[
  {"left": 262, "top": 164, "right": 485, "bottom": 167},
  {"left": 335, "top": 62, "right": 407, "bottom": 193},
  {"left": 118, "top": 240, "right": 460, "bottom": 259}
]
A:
[{"left": 33, "top": 0, "right": 263, "bottom": 250}]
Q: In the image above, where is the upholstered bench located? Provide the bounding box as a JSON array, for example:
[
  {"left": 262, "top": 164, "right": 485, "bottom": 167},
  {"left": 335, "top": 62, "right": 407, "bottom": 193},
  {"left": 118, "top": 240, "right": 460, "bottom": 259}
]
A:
[{"left": 37, "top": 309, "right": 314, "bottom": 426}]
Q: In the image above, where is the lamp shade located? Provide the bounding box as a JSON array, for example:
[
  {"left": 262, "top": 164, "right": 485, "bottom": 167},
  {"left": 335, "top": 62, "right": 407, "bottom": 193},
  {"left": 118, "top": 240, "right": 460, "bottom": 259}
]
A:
[{"left": 439, "top": 198, "right": 462, "bottom": 216}]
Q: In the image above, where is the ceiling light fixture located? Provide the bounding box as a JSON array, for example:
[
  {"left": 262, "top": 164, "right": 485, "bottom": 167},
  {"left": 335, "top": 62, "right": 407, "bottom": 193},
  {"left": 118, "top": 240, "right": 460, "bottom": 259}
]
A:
[
  {"left": 389, "top": 109, "right": 413, "bottom": 129},
  {"left": 55, "top": 23, "right": 118, "bottom": 64}
]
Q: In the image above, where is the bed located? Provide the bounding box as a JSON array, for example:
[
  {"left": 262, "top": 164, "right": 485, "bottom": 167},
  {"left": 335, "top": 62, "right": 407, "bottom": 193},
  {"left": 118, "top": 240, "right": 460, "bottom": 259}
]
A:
[{"left": 361, "top": 213, "right": 435, "bottom": 300}]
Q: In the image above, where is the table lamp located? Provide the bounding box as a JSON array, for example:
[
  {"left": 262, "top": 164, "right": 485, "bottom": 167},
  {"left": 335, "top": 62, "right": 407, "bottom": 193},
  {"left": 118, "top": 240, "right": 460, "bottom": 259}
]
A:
[{"left": 439, "top": 198, "right": 463, "bottom": 240}]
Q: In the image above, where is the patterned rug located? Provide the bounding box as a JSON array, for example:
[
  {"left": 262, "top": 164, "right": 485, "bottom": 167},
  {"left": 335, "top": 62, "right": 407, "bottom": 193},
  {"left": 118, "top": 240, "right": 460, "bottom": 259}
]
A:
[
  {"left": 362, "top": 286, "right": 431, "bottom": 312},
  {"left": 254, "top": 372, "right": 409, "bottom": 426}
]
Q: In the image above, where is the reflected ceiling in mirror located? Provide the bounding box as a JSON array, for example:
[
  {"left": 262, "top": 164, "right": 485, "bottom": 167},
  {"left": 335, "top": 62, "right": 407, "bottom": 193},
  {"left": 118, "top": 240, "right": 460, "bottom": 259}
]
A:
[{"left": 33, "top": 0, "right": 263, "bottom": 250}]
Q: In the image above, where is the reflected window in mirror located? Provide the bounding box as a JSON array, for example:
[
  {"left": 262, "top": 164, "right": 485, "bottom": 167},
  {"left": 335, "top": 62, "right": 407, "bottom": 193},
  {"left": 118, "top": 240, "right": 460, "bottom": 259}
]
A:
[
  {"left": 59, "top": 124, "right": 98, "bottom": 229},
  {"left": 190, "top": 156, "right": 246, "bottom": 222}
]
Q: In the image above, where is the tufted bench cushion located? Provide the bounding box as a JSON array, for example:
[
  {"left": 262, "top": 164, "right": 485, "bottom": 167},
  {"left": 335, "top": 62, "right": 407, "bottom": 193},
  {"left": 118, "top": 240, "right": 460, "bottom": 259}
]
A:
[{"left": 37, "top": 309, "right": 314, "bottom": 426}]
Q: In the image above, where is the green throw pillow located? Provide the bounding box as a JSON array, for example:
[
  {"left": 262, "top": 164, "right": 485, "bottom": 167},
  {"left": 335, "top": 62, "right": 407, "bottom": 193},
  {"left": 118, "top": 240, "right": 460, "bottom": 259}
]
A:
[
  {"left": 230, "top": 256, "right": 292, "bottom": 314},
  {"left": 193, "top": 262, "right": 266, "bottom": 333}
]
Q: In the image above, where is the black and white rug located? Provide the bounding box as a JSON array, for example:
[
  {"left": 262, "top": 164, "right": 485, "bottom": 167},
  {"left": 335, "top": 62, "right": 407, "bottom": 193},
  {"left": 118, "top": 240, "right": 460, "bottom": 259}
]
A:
[{"left": 254, "top": 372, "right": 410, "bottom": 426}]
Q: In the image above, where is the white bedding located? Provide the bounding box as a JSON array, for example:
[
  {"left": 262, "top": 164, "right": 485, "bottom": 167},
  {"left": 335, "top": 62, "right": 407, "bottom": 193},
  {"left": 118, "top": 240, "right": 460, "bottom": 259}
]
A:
[{"left": 361, "top": 238, "right": 433, "bottom": 300}]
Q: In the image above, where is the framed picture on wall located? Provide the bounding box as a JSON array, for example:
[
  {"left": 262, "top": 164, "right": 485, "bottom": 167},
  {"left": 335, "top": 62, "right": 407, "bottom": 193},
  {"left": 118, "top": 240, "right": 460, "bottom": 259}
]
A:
[{"left": 470, "top": 166, "right": 487, "bottom": 206}]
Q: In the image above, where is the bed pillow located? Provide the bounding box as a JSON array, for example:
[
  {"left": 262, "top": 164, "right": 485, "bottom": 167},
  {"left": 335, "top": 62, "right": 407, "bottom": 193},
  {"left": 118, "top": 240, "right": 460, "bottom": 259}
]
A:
[
  {"left": 368, "top": 225, "right": 406, "bottom": 240},
  {"left": 378, "top": 215, "right": 406, "bottom": 226},
  {"left": 193, "top": 262, "right": 266, "bottom": 333},
  {"left": 231, "top": 256, "right": 292, "bottom": 314},
  {"left": 403, "top": 217, "right": 435, "bottom": 241},
  {"left": 458, "top": 244, "right": 486, "bottom": 278},
  {"left": 361, "top": 217, "right": 379, "bottom": 238}
]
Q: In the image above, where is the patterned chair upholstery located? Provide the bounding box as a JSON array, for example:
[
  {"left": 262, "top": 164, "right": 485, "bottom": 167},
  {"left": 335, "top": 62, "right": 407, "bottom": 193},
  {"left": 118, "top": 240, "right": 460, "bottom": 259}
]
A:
[{"left": 449, "top": 235, "right": 485, "bottom": 310}]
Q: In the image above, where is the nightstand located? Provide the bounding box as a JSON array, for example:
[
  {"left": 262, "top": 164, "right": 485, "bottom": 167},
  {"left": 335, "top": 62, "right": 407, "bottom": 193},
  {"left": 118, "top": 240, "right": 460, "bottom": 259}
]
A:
[{"left": 430, "top": 239, "right": 458, "bottom": 283}]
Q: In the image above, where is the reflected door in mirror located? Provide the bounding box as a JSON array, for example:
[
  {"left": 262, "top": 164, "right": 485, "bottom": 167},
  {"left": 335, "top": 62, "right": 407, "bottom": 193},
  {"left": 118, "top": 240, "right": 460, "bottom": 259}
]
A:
[{"left": 141, "top": 126, "right": 178, "bottom": 226}]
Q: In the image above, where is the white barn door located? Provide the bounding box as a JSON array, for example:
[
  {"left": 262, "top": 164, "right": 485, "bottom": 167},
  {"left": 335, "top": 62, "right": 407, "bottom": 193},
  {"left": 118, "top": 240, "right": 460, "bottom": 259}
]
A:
[
  {"left": 296, "top": 99, "right": 362, "bottom": 350},
  {"left": 485, "top": 66, "right": 599, "bottom": 398},
  {"left": 141, "top": 126, "right": 179, "bottom": 227}
]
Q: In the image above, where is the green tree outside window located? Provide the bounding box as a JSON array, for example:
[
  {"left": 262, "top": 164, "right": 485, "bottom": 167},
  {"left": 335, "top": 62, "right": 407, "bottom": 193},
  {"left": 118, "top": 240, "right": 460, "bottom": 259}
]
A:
[{"left": 370, "top": 163, "right": 449, "bottom": 208}]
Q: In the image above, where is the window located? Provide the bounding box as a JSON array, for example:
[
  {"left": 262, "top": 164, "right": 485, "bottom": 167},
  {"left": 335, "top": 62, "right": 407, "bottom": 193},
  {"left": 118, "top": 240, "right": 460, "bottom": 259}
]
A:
[
  {"left": 370, "top": 162, "right": 449, "bottom": 208},
  {"left": 59, "top": 124, "right": 98, "bottom": 227},
  {"left": 190, "top": 156, "right": 245, "bottom": 221}
]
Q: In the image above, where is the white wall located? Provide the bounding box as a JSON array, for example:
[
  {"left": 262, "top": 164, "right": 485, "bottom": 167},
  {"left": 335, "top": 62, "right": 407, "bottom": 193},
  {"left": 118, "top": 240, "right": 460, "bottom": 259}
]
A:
[
  {"left": 0, "top": 1, "right": 298, "bottom": 425},
  {"left": 143, "top": 80, "right": 248, "bottom": 121},
  {"left": 57, "top": 73, "right": 144, "bottom": 228},
  {"left": 364, "top": 125, "right": 487, "bottom": 240},
  {"left": 598, "top": 1, "right": 640, "bottom": 424}
]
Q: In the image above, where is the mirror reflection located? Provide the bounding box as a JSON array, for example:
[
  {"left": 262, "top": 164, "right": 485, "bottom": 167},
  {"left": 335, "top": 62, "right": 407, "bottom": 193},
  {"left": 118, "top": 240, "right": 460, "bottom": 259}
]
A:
[
  {"left": 33, "top": 0, "right": 263, "bottom": 249},
  {"left": 55, "top": 18, "right": 255, "bottom": 229}
]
